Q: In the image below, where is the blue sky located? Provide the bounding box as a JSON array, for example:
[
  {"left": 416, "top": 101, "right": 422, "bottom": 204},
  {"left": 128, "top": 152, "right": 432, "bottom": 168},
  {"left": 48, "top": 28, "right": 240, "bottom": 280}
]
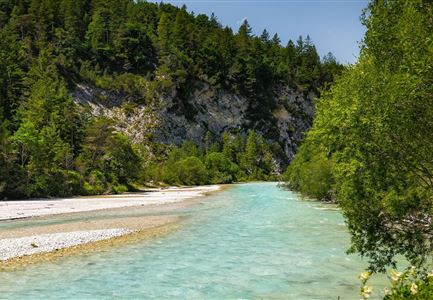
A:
[{"left": 151, "top": 0, "right": 369, "bottom": 64}]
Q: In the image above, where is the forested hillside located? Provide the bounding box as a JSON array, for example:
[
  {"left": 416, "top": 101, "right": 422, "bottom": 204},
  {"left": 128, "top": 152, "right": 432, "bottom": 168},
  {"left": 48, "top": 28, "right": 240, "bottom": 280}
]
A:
[
  {"left": 0, "top": 0, "right": 342, "bottom": 199},
  {"left": 284, "top": 0, "right": 433, "bottom": 297}
]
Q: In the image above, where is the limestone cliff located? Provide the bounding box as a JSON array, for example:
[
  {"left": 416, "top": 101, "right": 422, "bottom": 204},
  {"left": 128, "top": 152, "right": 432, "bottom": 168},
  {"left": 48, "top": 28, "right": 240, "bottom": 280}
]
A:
[{"left": 73, "top": 82, "right": 315, "bottom": 165}]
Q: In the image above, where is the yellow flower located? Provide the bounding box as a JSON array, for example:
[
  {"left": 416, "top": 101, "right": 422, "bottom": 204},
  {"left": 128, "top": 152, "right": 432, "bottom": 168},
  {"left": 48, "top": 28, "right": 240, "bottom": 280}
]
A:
[
  {"left": 390, "top": 270, "right": 402, "bottom": 282},
  {"left": 359, "top": 271, "right": 370, "bottom": 281},
  {"left": 409, "top": 266, "right": 416, "bottom": 276},
  {"left": 362, "top": 285, "right": 373, "bottom": 298},
  {"left": 410, "top": 282, "right": 418, "bottom": 295},
  {"left": 383, "top": 287, "right": 392, "bottom": 295}
]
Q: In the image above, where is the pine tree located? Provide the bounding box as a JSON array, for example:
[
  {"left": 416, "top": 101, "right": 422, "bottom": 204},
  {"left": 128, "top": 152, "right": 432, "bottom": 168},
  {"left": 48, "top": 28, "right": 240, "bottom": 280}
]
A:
[
  {"left": 237, "top": 19, "right": 252, "bottom": 50},
  {"left": 0, "top": 109, "right": 13, "bottom": 197},
  {"left": 260, "top": 29, "right": 270, "bottom": 45},
  {"left": 222, "top": 132, "right": 234, "bottom": 160},
  {"left": 172, "top": 8, "right": 189, "bottom": 51},
  {"left": 0, "top": 27, "right": 25, "bottom": 122},
  {"left": 86, "top": 10, "right": 107, "bottom": 53},
  {"left": 9, "top": 51, "right": 82, "bottom": 197},
  {"left": 157, "top": 12, "right": 171, "bottom": 55},
  {"left": 271, "top": 33, "right": 280, "bottom": 46},
  {"left": 29, "top": 0, "right": 58, "bottom": 43},
  {"left": 240, "top": 131, "right": 258, "bottom": 177},
  {"left": 205, "top": 131, "right": 212, "bottom": 153}
]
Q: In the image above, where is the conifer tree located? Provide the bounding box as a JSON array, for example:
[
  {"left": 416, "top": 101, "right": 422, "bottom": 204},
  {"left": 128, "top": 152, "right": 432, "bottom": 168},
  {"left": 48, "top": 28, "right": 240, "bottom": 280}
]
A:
[
  {"left": 157, "top": 12, "right": 171, "bottom": 55},
  {"left": 241, "top": 130, "right": 258, "bottom": 177},
  {"left": 172, "top": 8, "right": 189, "bottom": 51},
  {"left": 0, "top": 27, "right": 25, "bottom": 122},
  {"left": 260, "top": 29, "right": 270, "bottom": 45}
]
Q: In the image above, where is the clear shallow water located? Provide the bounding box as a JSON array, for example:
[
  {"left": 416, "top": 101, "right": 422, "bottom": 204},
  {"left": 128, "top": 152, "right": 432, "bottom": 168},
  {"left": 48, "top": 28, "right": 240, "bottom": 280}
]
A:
[{"left": 0, "top": 183, "right": 385, "bottom": 299}]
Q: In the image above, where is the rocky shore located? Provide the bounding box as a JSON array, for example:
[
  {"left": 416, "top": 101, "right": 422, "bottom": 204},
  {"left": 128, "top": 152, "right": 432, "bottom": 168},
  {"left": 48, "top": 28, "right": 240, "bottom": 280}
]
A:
[
  {"left": 0, "top": 185, "right": 222, "bottom": 265},
  {"left": 0, "top": 185, "right": 221, "bottom": 221},
  {"left": 0, "top": 229, "right": 132, "bottom": 261}
]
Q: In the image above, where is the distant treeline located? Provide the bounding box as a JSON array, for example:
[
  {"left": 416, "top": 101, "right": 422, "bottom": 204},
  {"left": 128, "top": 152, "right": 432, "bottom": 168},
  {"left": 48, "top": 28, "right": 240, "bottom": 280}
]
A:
[{"left": 144, "top": 130, "right": 280, "bottom": 186}]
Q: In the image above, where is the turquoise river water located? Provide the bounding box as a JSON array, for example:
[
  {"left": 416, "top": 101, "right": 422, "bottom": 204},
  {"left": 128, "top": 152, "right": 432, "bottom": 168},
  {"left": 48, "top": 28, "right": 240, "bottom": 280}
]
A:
[{"left": 0, "top": 182, "right": 387, "bottom": 299}]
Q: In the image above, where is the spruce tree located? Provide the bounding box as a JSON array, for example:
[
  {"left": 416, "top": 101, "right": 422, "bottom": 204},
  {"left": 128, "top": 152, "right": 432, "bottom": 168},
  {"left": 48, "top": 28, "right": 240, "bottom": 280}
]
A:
[{"left": 157, "top": 12, "right": 171, "bottom": 55}]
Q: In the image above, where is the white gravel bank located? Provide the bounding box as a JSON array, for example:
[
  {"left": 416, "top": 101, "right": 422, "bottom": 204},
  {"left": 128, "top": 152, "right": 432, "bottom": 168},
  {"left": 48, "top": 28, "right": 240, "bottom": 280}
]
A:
[
  {"left": 0, "top": 185, "right": 221, "bottom": 221},
  {"left": 0, "top": 229, "right": 132, "bottom": 261}
]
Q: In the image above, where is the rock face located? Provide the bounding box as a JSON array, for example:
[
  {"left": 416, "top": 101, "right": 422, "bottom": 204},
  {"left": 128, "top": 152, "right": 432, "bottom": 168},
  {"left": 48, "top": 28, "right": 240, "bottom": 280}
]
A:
[
  {"left": 73, "top": 82, "right": 315, "bottom": 163},
  {"left": 273, "top": 86, "right": 316, "bottom": 161},
  {"left": 155, "top": 82, "right": 249, "bottom": 146},
  {"left": 74, "top": 83, "right": 132, "bottom": 114}
]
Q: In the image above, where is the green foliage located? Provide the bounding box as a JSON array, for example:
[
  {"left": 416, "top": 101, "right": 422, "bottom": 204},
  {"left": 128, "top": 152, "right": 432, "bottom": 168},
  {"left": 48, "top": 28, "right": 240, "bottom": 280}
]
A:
[
  {"left": 2, "top": 53, "right": 82, "bottom": 198},
  {"left": 144, "top": 131, "right": 276, "bottom": 186},
  {"left": 0, "top": 26, "right": 25, "bottom": 122},
  {"left": 383, "top": 271, "right": 433, "bottom": 300},
  {"left": 240, "top": 131, "right": 274, "bottom": 180},
  {"left": 83, "top": 170, "right": 108, "bottom": 195},
  {"left": 205, "top": 152, "right": 239, "bottom": 184},
  {"left": 0, "top": 113, "right": 14, "bottom": 197},
  {"left": 283, "top": 141, "right": 334, "bottom": 201},
  {"left": 173, "top": 156, "right": 208, "bottom": 186},
  {"left": 2, "top": 0, "right": 340, "bottom": 109},
  {"left": 78, "top": 117, "right": 141, "bottom": 192},
  {"left": 285, "top": 0, "right": 433, "bottom": 273},
  {"left": 359, "top": 267, "right": 433, "bottom": 300}
]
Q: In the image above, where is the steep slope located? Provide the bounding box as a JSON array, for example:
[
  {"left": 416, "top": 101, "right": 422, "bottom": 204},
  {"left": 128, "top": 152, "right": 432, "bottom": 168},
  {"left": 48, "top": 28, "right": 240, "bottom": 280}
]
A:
[{"left": 74, "top": 82, "right": 315, "bottom": 166}]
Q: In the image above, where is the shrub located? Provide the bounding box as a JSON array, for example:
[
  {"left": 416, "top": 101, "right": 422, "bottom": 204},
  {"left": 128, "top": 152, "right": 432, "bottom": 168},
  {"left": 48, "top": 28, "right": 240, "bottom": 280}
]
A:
[
  {"left": 60, "top": 170, "right": 84, "bottom": 196},
  {"left": 359, "top": 267, "right": 433, "bottom": 300},
  {"left": 283, "top": 142, "right": 334, "bottom": 201},
  {"left": 205, "top": 152, "right": 239, "bottom": 183},
  {"left": 112, "top": 184, "right": 128, "bottom": 194},
  {"left": 173, "top": 156, "right": 208, "bottom": 185},
  {"left": 83, "top": 170, "right": 108, "bottom": 195},
  {"left": 103, "top": 133, "right": 141, "bottom": 184}
]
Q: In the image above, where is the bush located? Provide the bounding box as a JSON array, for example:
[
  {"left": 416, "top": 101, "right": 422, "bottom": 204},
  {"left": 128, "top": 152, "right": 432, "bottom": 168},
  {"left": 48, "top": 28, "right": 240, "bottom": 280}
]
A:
[
  {"left": 83, "top": 170, "right": 108, "bottom": 195},
  {"left": 283, "top": 142, "right": 334, "bottom": 201},
  {"left": 205, "top": 152, "right": 239, "bottom": 183},
  {"left": 60, "top": 170, "right": 84, "bottom": 196},
  {"left": 173, "top": 156, "right": 208, "bottom": 185},
  {"left": 159, "top": 164, "right": 180, "bottom": 185},
  {"left": 103, "top": 133, "right": 141, "bottom": 185},
  {"left": 112, "top": 184, "right": 128, "bottom": 194},
  {"left": 359, "top": 267, "right": 433, "bottom": 300}
]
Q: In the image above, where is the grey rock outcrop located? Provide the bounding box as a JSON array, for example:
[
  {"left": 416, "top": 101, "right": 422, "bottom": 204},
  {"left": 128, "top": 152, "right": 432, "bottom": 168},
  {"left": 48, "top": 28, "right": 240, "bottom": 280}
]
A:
[
  {"left": 154, "top": 82, "right": 249, "bottom": 145},
  {"left": 73, "top": 82, "right": 315, "bottom": 164},
  {"left": 273, "top": 87, "right": 316, "bottom": 160}
]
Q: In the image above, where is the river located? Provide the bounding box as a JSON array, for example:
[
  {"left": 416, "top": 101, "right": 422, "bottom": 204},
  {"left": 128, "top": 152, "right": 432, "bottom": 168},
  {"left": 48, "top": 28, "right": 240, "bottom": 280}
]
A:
[{"left": 0, "top": 182, "right": 386, "bottom": 299}]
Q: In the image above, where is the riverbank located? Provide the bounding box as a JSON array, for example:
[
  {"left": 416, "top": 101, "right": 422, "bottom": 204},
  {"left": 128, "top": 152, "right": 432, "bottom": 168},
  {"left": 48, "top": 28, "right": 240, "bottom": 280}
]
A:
[
  {"left": 0, "top": 185, "right": 222, "bottom": 267},
  {"left": 0, "top": 185, "right": 221, "bottom": 221}
]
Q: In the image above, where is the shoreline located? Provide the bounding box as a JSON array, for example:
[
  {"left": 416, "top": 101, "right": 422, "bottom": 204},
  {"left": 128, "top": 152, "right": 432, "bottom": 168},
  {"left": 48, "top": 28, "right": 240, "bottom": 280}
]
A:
[
  {"left": 0, "top": 185, "right": 223, "bottom": 268},
  {"left": 0, "top": 185, "right": 222, "bottom": 221},
  {"left": 0, "top": 222, "right": 181, "bottom": 272}
]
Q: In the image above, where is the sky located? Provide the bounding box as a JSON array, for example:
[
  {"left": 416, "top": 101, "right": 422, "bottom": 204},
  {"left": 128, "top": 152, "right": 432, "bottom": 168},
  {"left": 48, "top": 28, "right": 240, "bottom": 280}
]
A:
[{"left": 150, "top": 0, "right": 369, "bottom": 64}]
